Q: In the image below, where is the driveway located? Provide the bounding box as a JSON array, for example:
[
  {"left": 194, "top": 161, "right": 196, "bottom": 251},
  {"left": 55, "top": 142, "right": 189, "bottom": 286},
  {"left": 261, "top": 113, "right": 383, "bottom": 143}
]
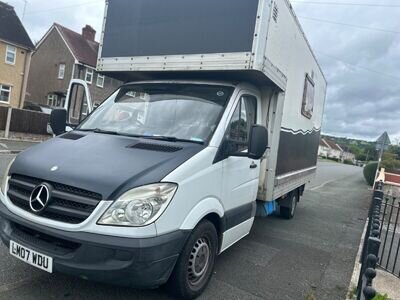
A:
[{"left": 0, "top": 155, "right": 370, "bottom": 299}]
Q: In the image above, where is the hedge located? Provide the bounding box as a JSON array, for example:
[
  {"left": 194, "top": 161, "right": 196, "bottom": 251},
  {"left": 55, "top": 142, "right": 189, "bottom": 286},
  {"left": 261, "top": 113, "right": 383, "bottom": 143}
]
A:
[{"left": 363, "top": 162, "right": 378, "bottom": 186}]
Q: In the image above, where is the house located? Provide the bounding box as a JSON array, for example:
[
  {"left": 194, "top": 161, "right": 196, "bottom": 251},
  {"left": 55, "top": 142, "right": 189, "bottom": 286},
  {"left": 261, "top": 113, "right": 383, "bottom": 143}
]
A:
[
  {"left": 0, "top": 1, "right": 34, "bottom": 108},
  {"left": 26, "top": 23, "right": 121, "bottom": 108},
  {"left": 318, "top": 138, "right": 343, "bottom": 161},
  {"left": 318, "top": 139, "right": 330, "bottom": 158},
  {"left": 339, "top": 145, "right": 356, "bottom": 163},
  {"left": 318, "top": 138, "right": 356, "bottom": 163}
]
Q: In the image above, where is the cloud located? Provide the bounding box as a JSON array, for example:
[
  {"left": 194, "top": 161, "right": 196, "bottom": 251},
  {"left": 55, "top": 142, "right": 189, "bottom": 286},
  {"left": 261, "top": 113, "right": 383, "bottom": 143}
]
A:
[
  {"left": 7, "top": 0, "right": 104, "bottom": 43},
  {"left": 6, "top": 0, "right": 400, "bottom": 142},
  {"left": 292, "top": 0, "right": 400, "bottom": 142}
]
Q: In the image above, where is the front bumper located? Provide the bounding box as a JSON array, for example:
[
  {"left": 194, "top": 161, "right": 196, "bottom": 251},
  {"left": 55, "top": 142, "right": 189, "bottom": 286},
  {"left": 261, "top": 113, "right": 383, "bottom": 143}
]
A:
[{"left": 0, "top": 200, "right": 190, "bottom": 288}]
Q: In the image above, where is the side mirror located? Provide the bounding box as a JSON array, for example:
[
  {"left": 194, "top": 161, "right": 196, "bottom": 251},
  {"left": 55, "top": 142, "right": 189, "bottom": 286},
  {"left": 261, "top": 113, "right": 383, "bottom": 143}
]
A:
[
  {"left": 248, "top": 125, "right": 268, "bottom": 160},
  {"left": 50, "top": 109, "right": 67, "bottom": 136}
]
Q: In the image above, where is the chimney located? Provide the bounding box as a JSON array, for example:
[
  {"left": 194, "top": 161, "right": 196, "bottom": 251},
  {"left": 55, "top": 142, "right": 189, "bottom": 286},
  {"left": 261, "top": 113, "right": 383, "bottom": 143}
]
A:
[{"left": 82, "top": 25, "right": 96, "bottom": 41}]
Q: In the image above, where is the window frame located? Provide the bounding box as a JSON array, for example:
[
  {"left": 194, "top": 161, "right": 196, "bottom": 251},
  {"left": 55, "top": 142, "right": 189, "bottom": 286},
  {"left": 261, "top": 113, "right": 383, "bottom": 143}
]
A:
[
  {"left": 47, "top": 94, "right": 60, "bottom": 107},
  {"left": 225, "top": 94, "right": 258, "bottom": 153},
  {"left": 301, "top": 74, "right": 315, "bottom": 119},
  {"left": 85, "top": 69, "right": 94, "bottom": 84},
  {"left": 96, "top": 74, "right": 105, "bottom": 88},
  {"left": 5, "top": 45, "right": 16, "bottom": 65},
  {"left": 0, "top": 84, "right": 12, "bottom": 103},
  {"left": 58, "top": 64, "right": 66, "bottom": 79}
]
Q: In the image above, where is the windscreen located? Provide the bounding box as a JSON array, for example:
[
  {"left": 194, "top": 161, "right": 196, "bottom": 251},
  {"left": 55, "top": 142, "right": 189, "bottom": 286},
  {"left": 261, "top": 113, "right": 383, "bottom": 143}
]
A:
[
  {"left": 102, "top": 0, "right": 259, "bottom": 57},
  {"left": 78, "top": 84, "right": 235, "bottom": 143}
]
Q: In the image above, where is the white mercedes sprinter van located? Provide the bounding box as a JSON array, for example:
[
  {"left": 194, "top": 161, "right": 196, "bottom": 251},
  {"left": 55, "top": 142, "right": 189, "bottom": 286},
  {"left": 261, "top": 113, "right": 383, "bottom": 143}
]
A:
[{"left": 0, "top": 0, "right": 327, "bottom": 298}]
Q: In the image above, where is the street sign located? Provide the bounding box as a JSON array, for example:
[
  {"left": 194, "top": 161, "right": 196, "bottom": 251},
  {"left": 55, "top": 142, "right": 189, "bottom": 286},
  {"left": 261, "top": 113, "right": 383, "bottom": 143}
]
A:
[{"left": 376, "top": 132, "right": 391, "bottom": 151}]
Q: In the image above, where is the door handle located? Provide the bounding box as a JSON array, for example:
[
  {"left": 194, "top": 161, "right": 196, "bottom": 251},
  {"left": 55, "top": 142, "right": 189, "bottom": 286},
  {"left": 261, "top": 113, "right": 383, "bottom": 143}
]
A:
[{"left": 250, "top": 163, "right": 258, "bottom": 169}]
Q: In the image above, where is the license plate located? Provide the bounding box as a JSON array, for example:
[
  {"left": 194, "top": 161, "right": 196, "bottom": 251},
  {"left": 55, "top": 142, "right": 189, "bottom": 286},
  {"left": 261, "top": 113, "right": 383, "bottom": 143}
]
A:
[{"left": 9, "top": 241, "right": 53, "bottom": 273}]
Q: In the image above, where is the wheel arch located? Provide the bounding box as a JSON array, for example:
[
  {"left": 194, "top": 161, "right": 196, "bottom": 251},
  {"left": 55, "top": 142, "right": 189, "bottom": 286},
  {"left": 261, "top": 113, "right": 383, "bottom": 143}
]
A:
[{"left": 179, "top": 198, "right": 225, "bottom": 249}]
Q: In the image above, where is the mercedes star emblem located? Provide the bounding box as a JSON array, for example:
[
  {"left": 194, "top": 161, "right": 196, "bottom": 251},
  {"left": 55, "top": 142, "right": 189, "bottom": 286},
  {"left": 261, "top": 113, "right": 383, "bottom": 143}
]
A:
[{"left": 29, "top": 184, "right": 51, "bottom": 213}]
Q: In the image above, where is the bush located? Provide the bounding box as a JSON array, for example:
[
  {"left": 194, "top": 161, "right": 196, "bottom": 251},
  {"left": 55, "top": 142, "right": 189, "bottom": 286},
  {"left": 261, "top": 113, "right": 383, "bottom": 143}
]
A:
[
  {"left": 373, "top": 293, "right": 390, "bottom": 300},
  {"left": 344, "top": 159, "right": 354, "bottom": 165},
  {"left": 326, "top": 157, "right": 339, "bottom": 162},
  {"left": 363, "top": 162, "right": 378, "bottom": 186},
  {"left": 381, "top": 158, "right": 400, "bottom": 172}
]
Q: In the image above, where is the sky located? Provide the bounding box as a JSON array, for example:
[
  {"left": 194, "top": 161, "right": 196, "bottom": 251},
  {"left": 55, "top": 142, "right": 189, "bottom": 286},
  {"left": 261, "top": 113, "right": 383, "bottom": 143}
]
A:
[{"left": 6, "top": 0, "right": 400, "bottom": 143}]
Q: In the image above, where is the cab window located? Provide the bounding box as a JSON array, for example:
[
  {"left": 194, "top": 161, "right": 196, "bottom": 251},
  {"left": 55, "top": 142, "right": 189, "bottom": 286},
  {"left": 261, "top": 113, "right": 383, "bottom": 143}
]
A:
[{"left": 227, "top": 95, "right": 257, "bottom": 153}]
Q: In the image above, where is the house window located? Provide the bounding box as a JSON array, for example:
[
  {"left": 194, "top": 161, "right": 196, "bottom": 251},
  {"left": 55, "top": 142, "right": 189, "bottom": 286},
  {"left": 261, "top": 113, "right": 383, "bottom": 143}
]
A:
[
  {"left": 5, "top": 45, "right": 16, "bottom": 65},
  {"left": 301, "top": 74, "right": 315, "bottom": 119},
  {"left": 96, "top": 74, "right": 105, "bottom": 88},
  {"left": 0, "top": 84, "right": 11, "bottom": 103},
  {"left": 48, "top": 94, "right": 57, "bottom": 107},
  {"left": 58, "top": 64, "right": 66, "bottom": 79},
  {"left": 48, "top": 94, "right": 66, "bottom": 108},
  {"left": 85, "top": 69, "right": 93, "bottom": 84}
]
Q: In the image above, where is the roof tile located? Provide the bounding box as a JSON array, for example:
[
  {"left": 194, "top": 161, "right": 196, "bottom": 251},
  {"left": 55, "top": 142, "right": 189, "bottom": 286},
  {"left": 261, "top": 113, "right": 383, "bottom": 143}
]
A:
[
  {"left": 322, "top": 139, "right": 342, "bottom": 151},
  {"left": 55, "top": 23, "right": 99, "bottom": 67},
  {"left": 0, "top": 1, "right": 34, "bottom": 49}
]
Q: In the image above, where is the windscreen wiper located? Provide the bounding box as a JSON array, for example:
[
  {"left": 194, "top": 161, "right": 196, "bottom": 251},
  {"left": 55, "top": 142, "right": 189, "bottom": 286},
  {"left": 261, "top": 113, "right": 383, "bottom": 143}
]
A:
[
  {"left": 77, "top": 128, "right": 120, "bottom": 135},
  {"left": 76, "top": 129, "right": 204, "bottom": 144}
]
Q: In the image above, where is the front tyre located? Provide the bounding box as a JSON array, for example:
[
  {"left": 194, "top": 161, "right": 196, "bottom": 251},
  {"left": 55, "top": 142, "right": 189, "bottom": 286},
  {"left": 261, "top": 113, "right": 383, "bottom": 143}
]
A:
[{"left": 168, "top": 220, "right": 218, "bottom": 299}]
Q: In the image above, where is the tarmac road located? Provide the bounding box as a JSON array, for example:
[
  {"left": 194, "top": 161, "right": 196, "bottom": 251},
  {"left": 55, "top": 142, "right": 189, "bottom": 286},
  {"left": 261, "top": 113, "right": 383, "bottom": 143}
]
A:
[{"left": 0, "top": 151, "right": 370, "bottom": 299}]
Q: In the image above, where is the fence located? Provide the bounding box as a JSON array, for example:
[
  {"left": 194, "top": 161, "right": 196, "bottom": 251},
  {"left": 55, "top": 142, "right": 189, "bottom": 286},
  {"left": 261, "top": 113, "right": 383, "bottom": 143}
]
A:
[
  {"left": 0, "top": 106, "right": 50, "bottom": 137},
  {"left": 357, "top": 181, "right": 384, "bottom": 300},
  {"left": 378, "top": 188, "right": 400, "bottom": 277}
]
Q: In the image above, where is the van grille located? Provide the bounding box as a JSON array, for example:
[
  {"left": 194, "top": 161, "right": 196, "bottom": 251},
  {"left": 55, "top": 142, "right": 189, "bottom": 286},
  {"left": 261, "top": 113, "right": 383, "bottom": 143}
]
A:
[
  {"left": 7, "top": 175, "right": 102, "bottom": 224},
  {"left": 12, "top": 222, "right": 81, "bottom": 255}
]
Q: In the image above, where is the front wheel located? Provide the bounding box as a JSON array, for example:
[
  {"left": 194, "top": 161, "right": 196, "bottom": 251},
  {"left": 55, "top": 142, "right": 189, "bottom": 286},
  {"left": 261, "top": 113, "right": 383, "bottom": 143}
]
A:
[{"left": 168, "top": 220, "right": 218, "bottom": 299}]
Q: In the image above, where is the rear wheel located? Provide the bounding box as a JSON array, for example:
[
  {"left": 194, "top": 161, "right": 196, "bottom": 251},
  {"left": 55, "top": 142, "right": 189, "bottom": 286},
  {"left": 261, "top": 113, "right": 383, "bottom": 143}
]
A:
[
  {"left": 168, "top": 220, "right": 218, "bottom": 299},
  {"left": 280, "top": 191, "right": 298, "bottom": 219}
]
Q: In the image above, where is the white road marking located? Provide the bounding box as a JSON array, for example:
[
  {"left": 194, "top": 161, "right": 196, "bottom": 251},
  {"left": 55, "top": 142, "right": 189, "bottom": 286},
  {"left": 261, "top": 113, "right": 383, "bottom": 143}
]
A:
[
  {"left": 310, "top": 179, "right": 337, "bottom": 191},
  {"left": 0, "top": 143, "right": 8, "bottom": 149},
  {"left": 310, "top": 171, "right": 361, "bottom": 191}
]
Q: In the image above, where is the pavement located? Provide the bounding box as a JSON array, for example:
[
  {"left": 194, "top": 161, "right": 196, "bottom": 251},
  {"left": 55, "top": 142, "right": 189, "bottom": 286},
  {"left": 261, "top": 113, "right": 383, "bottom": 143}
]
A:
[
  {"left": 374, "top": 269, "right": 400, "bottom": 300},
  {"left": 0, "top": 140, "right": 39, "bottom": 154},
  {"left": 0, "top": 144, "right": 372, "bottom": 299}
]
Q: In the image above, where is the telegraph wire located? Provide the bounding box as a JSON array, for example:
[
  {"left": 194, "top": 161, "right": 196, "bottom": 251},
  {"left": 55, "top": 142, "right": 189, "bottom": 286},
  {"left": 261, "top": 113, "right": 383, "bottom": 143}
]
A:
[
  {"left": 315, "top": 50, "right": 400, "bottom": 81},
  {"left": 25, "top": 0, "right": 103, "bottom": 15},
  {"left": 298, "top": 16, "right": 400, "bottom": 34},
  {"left": 291, "top": 1, "right": 400, "bottom": 8}
]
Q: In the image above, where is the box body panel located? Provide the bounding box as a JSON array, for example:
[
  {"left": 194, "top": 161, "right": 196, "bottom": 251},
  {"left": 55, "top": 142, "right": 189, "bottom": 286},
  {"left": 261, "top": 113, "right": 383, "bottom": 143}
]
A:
[{"left": 102, "top": 0, "right": 259, "bottom": 57}]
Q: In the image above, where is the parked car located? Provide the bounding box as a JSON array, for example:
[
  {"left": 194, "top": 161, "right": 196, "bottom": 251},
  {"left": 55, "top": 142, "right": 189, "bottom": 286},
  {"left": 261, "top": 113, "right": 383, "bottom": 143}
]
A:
[{"left": 23, "top": 101, "right": 53, "bottom": 115}]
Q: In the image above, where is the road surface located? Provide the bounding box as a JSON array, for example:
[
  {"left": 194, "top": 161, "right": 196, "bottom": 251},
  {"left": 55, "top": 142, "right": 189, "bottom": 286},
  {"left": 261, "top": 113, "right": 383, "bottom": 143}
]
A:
[
  {"left": 0, "top": 150, "right": 370, "bottom": 299},
  {"left": 0, "top": 140, "right": 39, "bottom": 153}
]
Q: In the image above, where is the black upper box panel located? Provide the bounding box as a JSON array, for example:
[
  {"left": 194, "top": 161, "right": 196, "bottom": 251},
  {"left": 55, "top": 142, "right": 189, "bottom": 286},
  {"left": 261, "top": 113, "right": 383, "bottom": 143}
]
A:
[{"left": 102, "top": 0, "right": 259, "bottom": 57}]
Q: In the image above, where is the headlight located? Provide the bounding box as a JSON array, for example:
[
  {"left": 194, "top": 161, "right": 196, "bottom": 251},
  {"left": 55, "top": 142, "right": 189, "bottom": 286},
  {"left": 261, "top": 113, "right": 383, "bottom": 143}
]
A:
[
  {"left": 1, "top": 158, "right": 15, "bottom": 195},
  {"left": 98, "top": 183, "right": 177, "bottom": 227}
]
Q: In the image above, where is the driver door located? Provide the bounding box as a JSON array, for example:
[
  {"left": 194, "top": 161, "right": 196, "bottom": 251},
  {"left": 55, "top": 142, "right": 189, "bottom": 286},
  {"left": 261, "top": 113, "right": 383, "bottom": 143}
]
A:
[
  {"left": 220, "top": 93, "right": 260, "bottom": 251},
  {"left": 64, "top": 79, "right": 93, "bottom": 129}
]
